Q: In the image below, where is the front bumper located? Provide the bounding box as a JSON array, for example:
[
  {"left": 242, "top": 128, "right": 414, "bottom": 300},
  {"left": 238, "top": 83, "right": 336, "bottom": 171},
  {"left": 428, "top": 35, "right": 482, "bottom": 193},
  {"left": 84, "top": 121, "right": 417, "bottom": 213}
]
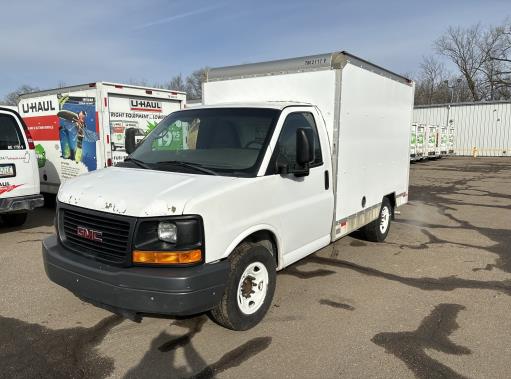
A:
[
  {"left": 0, "top": 194, "right": 44, "bottom": 213},
  {"left": 42, "top": 235, "right": 229, "bottom": 317}
]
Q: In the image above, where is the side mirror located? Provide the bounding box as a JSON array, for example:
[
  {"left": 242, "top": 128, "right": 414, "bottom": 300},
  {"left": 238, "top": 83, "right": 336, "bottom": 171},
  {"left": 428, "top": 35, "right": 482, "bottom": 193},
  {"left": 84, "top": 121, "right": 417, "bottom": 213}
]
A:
[
  {"left": 296, "top": 128, "right": 314, "bottom": 166},
  {"left": 125, "top": 128, "right": 145, "bottom": 154}
]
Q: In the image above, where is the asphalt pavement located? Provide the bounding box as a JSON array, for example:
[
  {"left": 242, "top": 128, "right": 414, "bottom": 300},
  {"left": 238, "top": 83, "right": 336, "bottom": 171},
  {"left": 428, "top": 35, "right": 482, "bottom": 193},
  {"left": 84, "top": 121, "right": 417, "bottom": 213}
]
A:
[{"left": 1, "top": 157, "right": 510, "bottom": 379}]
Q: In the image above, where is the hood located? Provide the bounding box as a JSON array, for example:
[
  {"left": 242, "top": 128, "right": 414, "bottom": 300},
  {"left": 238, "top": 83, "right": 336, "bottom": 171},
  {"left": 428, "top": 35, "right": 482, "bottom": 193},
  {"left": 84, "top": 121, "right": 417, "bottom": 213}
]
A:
[{"left": 58, "top": 167, "right": 237, "bottom": 217}]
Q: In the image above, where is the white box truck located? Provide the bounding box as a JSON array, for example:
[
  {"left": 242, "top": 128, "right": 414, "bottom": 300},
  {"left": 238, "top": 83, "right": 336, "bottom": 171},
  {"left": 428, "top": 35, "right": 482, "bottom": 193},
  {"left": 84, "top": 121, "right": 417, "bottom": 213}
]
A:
[
  {"left": 18, "top": 83, "right": 186, "bottom": 194},
  {"left": 42, "top": 51, "right": 414, "bottom": 330}
]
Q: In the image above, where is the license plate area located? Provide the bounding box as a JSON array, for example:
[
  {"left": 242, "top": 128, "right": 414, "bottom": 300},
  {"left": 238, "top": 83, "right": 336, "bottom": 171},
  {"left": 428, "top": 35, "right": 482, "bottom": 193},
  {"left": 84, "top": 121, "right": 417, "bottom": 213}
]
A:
[{"left": 0, "top": 164, "right": 15, "bottom": 178}]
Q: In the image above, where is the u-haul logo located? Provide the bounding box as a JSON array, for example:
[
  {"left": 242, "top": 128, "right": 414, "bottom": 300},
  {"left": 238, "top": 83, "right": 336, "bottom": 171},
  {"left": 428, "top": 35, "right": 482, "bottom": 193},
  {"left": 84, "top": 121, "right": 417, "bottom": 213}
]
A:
[
  {"left": 130, "top": 99, "right": 162, "bottom": 113},
  {"left": 21, "top": 100, "right": 56, "bottom": 114}
]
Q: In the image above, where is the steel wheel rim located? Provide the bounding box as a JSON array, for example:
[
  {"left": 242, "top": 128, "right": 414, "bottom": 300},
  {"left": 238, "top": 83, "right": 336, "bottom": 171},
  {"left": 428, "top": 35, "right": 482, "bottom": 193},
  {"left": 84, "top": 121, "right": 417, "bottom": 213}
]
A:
[
  {"left": 237, "top": 262, "right": 269, "bottom": 315},
  {"left": 380, "top": 206, "right": 390, "bottom": 234}
]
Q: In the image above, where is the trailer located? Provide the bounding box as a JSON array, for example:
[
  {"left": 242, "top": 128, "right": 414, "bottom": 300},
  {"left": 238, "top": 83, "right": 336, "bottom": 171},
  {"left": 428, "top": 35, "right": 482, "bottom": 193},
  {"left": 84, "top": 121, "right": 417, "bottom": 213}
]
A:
[
  {"left": 439, "top": 125, "right": 448, "bottom": 157},
  {"left": 425, "top": 125, "right": 440, "bottom": 159},
  {"left": 410, "top": 123, "right": 417, "bottom": 161},
  {"left": 416, "top": 124, "right": 426, "bottom": 160},
  {"left": 448, "top": 125, "right": 455, "bottom": 155},
  {"left": 18, "top": 83, "right": 186, "bottom": 194}
]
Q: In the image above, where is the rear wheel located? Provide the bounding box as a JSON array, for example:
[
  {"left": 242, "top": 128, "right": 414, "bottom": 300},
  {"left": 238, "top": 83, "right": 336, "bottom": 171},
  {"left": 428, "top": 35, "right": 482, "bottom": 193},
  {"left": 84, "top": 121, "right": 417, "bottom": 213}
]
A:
[
  {"left": 361, "top": 198, "right": 392, "bottom": 242},
  {"left": 2, "top": 212, "right": 28, "bottom": 227},
  {"left": 210, "top": 241, "right": 276, "bottom": 331}
]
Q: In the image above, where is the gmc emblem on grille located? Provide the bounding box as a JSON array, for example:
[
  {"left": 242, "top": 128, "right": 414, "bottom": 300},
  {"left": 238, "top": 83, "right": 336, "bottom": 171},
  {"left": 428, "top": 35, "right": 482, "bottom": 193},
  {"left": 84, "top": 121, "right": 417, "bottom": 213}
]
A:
[{"left": 76, "top": 226, "right": 103, "bottom": 242}]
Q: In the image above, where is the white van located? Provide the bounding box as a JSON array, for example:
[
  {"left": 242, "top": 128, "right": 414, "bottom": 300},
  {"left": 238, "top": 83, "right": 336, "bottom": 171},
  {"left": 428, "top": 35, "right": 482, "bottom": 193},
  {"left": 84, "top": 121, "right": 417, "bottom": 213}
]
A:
[
  {"left": 42, "top": 51, "right": 414, "bottom": 330},
  {"left": 0, "top": 107, "right": 44, "bottom": 226}
]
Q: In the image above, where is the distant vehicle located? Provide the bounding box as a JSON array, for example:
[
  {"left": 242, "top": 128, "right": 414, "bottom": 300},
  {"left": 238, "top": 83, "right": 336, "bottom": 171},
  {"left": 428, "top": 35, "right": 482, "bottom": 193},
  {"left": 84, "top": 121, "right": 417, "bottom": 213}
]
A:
[
  {"left": 18, "top": 83, "right": 186, "bottom": 194},
  {"left": 0, "top": 107, "right": 44, "bottom": 226},
  {"left": 43, "top": 51, "right": 414, "bottom": 330},
  {"left": 426, "top": 125, "right": 440, "bottom": 159},
  {"left": 439, "top": 126, "right": 449, "bottom": 157},
  {"left": 448, "top": 125, "right": 455, "bottom": 155},
  {"left": 416, "top": 124, "right": 426, "bottom": 160}
]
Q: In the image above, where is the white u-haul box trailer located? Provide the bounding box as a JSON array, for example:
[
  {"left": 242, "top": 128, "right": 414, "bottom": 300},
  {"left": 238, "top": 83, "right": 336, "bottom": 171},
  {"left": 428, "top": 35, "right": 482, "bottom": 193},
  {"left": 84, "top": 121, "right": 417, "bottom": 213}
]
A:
[
  {"left": 42, "top": 51, "right": 414, "bottom": 330},
  {"left": 426, "top": 125, "right": 440, "bottom": 159},
  {"left": 410, "top": 123, "right": 417, "bottom": 161},
  {"left": 18, "top": 83, "right": 186, "bottom": 194},
  {"left": 439, "top": 126, "right": 449, "bottom": 157},
  {"left": 416, "top": 124, "right": 426, "bottom": 160},
  {"left": 448, "top": 125, "right": 455, "bottom": 155}
]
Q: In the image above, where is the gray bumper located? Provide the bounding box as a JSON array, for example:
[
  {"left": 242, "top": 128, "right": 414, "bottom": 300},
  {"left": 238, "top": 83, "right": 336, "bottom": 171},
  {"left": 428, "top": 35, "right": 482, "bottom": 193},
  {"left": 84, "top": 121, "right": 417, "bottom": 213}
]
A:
[
  {"left": 42, "top": 235, "right": 229, "bottom": 317},
  {"left": 0, "top": 194, "right": 44, "bottom": 213}
]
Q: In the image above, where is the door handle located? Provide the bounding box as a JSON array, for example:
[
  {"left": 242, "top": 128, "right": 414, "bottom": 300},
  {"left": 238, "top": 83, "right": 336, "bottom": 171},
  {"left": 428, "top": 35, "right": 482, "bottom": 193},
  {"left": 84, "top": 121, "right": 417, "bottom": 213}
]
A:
[{"left": 324, "top": 170, "right": 329, "bottom": 190}]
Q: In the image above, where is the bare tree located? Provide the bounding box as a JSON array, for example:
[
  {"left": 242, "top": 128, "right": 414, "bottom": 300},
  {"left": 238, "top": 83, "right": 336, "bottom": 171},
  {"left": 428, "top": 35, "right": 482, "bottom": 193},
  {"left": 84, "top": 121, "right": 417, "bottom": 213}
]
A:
[
  {"left": 489, "top": 20, "right": 511, "bottom": 90},
  {"left": 2, "top": 85, "right": 40, "bottom": 106},
  {"left": 166, "top": 74, "right": 187, "bottom": 92},
  {"left": 414, "top": 56, "right": 452, "bottom": 105},
  {"left": 435, "top": 24, "right": 486, "bottom": 101},
  {"left": 185, "top": 68, "right": 208, "bottom": 100}
]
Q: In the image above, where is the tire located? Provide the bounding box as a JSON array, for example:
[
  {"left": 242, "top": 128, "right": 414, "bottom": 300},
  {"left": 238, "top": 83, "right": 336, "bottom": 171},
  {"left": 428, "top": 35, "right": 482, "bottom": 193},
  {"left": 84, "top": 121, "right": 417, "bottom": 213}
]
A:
[
  {"left": 210, "top": 241, "right": 276, "bottom": 331},
  {"left": 2, "top": 212, "right": 28, "bottom": 227},
  {"left": 361, "top": 198, "right": 392, "bottom": 242}
]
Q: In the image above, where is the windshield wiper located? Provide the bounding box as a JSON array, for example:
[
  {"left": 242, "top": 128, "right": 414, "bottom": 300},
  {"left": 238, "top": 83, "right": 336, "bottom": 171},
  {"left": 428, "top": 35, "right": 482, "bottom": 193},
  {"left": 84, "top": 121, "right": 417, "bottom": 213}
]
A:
[
  {"left": 123, "top": 157, "right": 152, "bottom": 169},
  {"left": 155, "top": 160, "right": 218, "bottom": 176}
]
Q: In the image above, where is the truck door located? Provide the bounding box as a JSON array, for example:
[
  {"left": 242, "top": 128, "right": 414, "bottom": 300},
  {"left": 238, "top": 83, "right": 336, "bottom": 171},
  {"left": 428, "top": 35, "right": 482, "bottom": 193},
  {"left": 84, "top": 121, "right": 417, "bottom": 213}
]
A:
[
  {"left": 264, "top": 107, "right": 333, "bottom": 265},
  {"left": 0, "top": 110, "right": 38, "bottom": 198}
]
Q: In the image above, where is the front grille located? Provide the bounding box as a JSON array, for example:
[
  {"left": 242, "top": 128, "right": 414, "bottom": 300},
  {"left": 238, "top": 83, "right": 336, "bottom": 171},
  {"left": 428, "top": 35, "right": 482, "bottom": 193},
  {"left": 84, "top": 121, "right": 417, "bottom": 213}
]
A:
[{"left": 60, "top": 206, "right": 133, "bottom": 265}]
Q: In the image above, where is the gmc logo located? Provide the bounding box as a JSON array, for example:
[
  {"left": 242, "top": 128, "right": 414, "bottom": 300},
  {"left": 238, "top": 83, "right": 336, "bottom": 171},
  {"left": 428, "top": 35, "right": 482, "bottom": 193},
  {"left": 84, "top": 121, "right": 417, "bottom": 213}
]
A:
[{"left": 76, "top": 226, "right": 103, "bottom": 242}]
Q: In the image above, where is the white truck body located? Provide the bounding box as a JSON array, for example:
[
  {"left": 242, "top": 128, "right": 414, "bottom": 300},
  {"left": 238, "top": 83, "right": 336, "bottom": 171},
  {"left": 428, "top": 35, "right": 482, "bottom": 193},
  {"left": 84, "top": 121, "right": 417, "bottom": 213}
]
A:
[
  {"left": 44, "top": 52, "right": 414, "bottom": 328},
  {"left": 204, "top": 53, "right": 413, "bottom": 244},
  {"left": 18, "top": 83, "right": 186, "bottom": 194}
]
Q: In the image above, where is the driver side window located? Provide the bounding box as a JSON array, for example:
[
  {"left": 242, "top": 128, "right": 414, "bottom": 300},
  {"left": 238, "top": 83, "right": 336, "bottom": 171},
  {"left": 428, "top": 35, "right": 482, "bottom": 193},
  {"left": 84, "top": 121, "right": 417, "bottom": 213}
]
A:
[{"left": 267, "top": 111, "right": 322, "bottom": 174}]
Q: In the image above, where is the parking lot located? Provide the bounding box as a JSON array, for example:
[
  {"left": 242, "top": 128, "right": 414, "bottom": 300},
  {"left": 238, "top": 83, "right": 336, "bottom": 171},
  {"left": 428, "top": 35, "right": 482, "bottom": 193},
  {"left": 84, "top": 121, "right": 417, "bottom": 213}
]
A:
[{"left": 1, "top": 157, "right": 510, "bottom": 379}]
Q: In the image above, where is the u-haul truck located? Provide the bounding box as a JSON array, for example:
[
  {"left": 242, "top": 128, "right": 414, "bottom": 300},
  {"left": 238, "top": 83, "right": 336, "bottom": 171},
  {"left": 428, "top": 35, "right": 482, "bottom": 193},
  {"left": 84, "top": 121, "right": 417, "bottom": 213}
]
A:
[{"left": 18, "top": 83, "right": 186, "bottom": 194}]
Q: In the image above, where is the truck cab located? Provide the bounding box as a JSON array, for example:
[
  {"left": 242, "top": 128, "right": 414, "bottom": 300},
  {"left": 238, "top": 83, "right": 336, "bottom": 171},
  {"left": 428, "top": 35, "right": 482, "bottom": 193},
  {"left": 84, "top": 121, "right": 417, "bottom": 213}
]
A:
[{"left": 0, "top": 107, "right": 44, "bottom": 226}]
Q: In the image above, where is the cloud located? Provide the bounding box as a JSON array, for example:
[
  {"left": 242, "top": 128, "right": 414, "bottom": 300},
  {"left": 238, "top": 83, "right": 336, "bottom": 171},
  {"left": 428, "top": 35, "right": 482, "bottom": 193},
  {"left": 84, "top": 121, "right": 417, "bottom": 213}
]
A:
[{"left": 134, "top": 3, "right": 226, "bottom": 30}]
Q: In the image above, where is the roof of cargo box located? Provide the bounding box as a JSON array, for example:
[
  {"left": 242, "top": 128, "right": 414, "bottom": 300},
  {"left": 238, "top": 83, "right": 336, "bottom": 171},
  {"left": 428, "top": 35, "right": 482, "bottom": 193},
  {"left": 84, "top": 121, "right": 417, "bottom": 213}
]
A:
[
  {"left": 185, "top": 101, "right": 313, "bottom": 110},
  {"left": 18, "top": 82, "right": 186, "bottom": 99},
  {"left": 207, "top": 51, "right": 412, "bottom": 86}
]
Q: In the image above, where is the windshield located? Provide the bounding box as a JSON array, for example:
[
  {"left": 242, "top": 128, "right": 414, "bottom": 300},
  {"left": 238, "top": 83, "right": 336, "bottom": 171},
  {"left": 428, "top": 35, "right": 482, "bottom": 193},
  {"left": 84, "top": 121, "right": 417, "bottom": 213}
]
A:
[{"left": 129, "top": 108, "right": 280, "bottom": 177}]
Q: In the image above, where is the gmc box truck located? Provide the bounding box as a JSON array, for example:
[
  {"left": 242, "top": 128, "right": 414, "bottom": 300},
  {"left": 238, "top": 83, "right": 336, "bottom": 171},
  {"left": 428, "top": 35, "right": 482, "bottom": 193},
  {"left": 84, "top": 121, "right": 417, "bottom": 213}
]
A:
[
  {"left": 42, "top": 52, "right": 414, "bottom": 330},
  {"left": 18, "top": 83, "right": 186, "bottom": 194}
]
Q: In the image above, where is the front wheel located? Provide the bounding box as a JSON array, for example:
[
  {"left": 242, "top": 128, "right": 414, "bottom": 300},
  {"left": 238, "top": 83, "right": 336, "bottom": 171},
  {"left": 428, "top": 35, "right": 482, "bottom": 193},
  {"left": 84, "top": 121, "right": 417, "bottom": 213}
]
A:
[
  {"left": 210, "top": 241, "right": 276, "bottom": 331},
  {"left": 361, "top": 198, "right": 392, "bottom": 242}
]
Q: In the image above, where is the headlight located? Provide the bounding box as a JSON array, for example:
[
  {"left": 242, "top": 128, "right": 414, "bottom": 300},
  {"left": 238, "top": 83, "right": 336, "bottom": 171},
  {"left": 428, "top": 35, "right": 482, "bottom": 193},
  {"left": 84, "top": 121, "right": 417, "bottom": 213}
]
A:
[
  {"left": 133, "top": 216, "right": 204, "bottom": 266},
  {"left": 158, "top": 221, "right": 177, "bottom": 243}
]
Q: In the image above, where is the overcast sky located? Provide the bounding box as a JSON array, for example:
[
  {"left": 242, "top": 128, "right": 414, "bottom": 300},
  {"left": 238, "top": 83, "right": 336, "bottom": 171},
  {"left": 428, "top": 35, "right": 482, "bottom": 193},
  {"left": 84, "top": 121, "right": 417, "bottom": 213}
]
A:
[{"left": 1, "top": 0, "right": 509, "bottom": 98}]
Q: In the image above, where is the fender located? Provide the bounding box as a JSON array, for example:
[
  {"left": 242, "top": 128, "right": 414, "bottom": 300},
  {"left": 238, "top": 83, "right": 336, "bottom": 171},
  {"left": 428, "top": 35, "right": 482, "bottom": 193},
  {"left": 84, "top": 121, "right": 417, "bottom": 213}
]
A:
[{"left": 222, "top": 224, "right": 284, "bottom": 270}]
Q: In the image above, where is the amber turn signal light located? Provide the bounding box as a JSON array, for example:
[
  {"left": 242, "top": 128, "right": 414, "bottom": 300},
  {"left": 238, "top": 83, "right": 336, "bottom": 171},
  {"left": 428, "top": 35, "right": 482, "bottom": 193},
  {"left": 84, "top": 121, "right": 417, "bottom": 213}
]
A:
[{"left": 132, "top": 250, "right": 202, "bottom": 265}]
